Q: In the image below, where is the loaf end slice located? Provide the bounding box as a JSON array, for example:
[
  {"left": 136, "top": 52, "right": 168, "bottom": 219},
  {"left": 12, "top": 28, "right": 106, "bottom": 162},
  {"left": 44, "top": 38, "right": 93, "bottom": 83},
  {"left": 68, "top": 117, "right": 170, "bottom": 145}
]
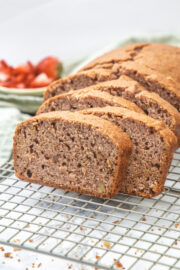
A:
[
  {"left": 37, "top": 89, "right": 144, "bottom": 115},
  {"left": 13, "top": 111, "right": 132, "bottom": 198},
  {"left": 81, "top": 106, "right": 178, "bottom": 198}
]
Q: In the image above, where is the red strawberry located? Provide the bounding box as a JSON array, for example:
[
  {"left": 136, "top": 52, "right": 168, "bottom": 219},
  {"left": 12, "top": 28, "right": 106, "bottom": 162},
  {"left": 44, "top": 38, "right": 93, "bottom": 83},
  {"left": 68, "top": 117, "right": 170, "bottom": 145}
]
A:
[
  {"left": 36, "top": 57, "right": 62, "bottom": 79},
  {"left": 30, "top": 73, "right": 53, "bottom": 88}
]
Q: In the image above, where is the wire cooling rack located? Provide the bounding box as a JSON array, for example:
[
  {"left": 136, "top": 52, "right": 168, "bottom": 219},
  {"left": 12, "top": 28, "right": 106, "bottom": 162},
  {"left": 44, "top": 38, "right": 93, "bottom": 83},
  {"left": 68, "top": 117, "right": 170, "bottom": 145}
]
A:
[{"left": 0, "top": 150, "right": 180, "bottom": 270}]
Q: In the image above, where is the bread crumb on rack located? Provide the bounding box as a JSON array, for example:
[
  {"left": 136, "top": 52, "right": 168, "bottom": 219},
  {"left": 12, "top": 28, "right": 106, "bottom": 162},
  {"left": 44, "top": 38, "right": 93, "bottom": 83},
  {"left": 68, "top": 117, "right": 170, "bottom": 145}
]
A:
[
  {"left": 113, "top": 220, "right": 119, "bottom": 224},
  {"left": 103, "top": 241, "right": 111, "bottom": 248},
  {"left": 115, "top": 261, "right": 124, "bottom": 268},
  {"left": 29, "top": 239, "right": 33, "bottom": 243},
  {"left": 13, "top": 247, "right": 21, "bottom": 251}
]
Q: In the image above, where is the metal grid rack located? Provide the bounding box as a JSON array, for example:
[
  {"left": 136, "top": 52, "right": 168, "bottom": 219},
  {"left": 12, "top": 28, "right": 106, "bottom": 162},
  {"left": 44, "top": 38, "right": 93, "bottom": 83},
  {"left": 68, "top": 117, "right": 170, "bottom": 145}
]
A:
[{"left": 0, "top": 150, "right": 180, "bottom": 270}]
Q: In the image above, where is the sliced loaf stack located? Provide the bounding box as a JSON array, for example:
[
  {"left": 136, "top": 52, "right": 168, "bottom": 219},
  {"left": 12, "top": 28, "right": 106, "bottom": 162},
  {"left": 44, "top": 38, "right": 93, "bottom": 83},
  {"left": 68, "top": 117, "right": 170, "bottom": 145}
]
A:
[{"left": 13, "top": 43, "right": 180, "bottom": 198}]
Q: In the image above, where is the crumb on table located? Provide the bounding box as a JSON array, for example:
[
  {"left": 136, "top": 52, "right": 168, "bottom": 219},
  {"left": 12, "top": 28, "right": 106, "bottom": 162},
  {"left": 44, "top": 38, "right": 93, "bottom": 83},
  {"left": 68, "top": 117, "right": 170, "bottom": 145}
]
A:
[
  {"left": 113, "top": 220, "right": 119, "bottom": 224},
  {"left": 13, "top": 247, "right": 21, "bottom": 252},
  {"left": 4, "top": 252, "right": 13, "bottom": 258}
]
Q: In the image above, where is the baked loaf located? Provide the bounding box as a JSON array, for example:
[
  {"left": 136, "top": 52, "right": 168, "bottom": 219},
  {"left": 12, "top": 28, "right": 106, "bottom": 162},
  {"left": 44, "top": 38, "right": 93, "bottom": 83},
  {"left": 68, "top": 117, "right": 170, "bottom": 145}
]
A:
[
  {"left": 75, "top": 75, "right": 180, "bottom": 142},
  {"left": 79, "top": 43, "right": 180, "bottom": 112},
  {"left": 44, "top": 68, "right": 118, "bottom": 101},
  {"left": 37, "top": 89, "right": 144, "bottom": 115},
  {"left": 81, "top": 106, "right": 178, "bottom": 197},
  {"left": 13, "top": 111, "right": 132, "bottom": 198}
]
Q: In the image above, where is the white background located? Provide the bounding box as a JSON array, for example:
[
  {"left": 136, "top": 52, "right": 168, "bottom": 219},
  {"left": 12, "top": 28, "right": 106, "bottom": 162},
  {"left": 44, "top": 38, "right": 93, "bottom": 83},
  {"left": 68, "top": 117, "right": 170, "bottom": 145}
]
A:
[
  {"left": 0, "top": 0, "right": 180, "bottom": 269},
  {"left": 0, "top": 0, "right": 180, "bottom": 65}
]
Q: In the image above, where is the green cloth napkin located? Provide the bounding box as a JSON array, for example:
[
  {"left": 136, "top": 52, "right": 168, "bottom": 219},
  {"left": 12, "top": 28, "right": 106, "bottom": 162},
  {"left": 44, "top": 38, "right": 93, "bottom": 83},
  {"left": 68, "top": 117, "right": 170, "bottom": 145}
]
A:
[
  {"left": 0, "top": 93, "right": 43, "bottom": 114},
  {"left": 0, "top": 107, "right": 28, "bottom": 166},
  {"left": 1, "top": 34, "right": 180, "bottom": 164}
]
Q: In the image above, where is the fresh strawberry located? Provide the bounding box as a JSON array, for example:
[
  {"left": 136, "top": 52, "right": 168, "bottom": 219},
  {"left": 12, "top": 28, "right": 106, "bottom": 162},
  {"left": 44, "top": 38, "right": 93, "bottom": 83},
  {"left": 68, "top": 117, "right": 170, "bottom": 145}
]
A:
[
  {"left": 0, "top": 57, "right": 62, "bottom": 89},
  {"left": 30, "top": 73, "right": 53, "bottom": 88},
  {"left": 0, "top": 60, "right": 9, "bottom": 69},
  {"left": 15, "top": 82, "right": 27, "bottom": 88},
  {"left": 13, "top": 61, "right": 34, "bottom": 75},
  {"left": 36, "top": 57, "right": 62, "bottom": 79},
  {"left": 25, "top": 73, "right": 36, "bottom": 88},
  {"left": 0, "top": 71, "right": 9, "bottom": 82}
]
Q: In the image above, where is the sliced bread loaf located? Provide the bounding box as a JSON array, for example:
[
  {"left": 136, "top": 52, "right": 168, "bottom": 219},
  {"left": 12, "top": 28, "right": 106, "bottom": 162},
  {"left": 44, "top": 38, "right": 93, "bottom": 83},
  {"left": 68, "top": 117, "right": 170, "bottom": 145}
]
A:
[
  {"left": 77, "top": 75, "right": 180, "bottom": 142},
  {"left": 44, "top": 68, "right": 118, "bottom": 101},
  {"left": 81, "top": 106, "right": 178, "bottom": 198},
  {"left": 79, "top": 43, "right": 180, "bottom": 112},
  {"left": 13, "top": 111, "right": 132, "bottom": 198},
  {"left": 37, "top": 89, "right": 144, "bottom": 115}
]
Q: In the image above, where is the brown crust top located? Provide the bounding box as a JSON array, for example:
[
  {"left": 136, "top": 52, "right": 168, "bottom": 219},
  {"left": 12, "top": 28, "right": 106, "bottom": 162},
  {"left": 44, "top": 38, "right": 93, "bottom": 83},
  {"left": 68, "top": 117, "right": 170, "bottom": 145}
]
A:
[
  {"left": 79, "top": 43, "right": 149, "bottom": 71},
  {"left": 38, "top": 88, "right": 144, "bottom": 115},
  {"left": 79, "top": 43, "right": 180, "bottom": 100}
]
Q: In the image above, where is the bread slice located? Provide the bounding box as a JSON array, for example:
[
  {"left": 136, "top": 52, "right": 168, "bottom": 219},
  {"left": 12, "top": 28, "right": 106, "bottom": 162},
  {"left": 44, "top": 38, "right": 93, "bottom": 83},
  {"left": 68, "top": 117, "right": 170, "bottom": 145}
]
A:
[
  {"left": 76, "top": 75, "right": 180, "bottom": 142},
  {"left": 79, "top": 43, "right": 180, "bottom": 112},
  {"left": 44, "top": 68, "right": 118, "bottom": 101},
  {"left": 13, "top": 111, "right": 132, "bottom": 198},
  {"left": 37, "top": 89, "right": 144, "bottom": 115},
  {"left": 81, "top": 106, "right": 178, "bottom": 198}
]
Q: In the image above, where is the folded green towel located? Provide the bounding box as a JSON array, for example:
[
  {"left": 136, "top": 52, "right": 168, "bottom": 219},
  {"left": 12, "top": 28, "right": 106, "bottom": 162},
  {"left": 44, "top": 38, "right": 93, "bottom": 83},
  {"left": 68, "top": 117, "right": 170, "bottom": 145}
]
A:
[
  {"left": 0, "top": 93, "right": 43, "bottom": 114},
  {"left": 0, "top": 108, "right": 28, "bottom": 166}
]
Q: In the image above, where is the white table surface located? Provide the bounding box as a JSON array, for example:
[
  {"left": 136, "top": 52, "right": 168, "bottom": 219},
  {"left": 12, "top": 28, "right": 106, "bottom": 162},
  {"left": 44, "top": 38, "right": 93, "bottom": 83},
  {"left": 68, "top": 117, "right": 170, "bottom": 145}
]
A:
[{"left": 0, "top": 0, "right": 180, "bottom": 269}]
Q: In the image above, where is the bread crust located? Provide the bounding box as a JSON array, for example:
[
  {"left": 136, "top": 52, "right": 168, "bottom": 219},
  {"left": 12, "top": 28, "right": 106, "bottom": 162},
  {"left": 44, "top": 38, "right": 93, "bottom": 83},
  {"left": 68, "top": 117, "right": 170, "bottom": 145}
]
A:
[
  {"left": 79, "top": 43, "right": 149, "bottom": 71},
  {"left": 38, "top": 89, "right": 144, "bottom": 115},
  {"left": 80, "top": 106, "right": 178, "bottom": 197},
  {"left": 44, "top": 68, "right": 118, "bottom": 101},
  {"left": 79, "top": 43, "right": 180, "bottom": 112}
]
